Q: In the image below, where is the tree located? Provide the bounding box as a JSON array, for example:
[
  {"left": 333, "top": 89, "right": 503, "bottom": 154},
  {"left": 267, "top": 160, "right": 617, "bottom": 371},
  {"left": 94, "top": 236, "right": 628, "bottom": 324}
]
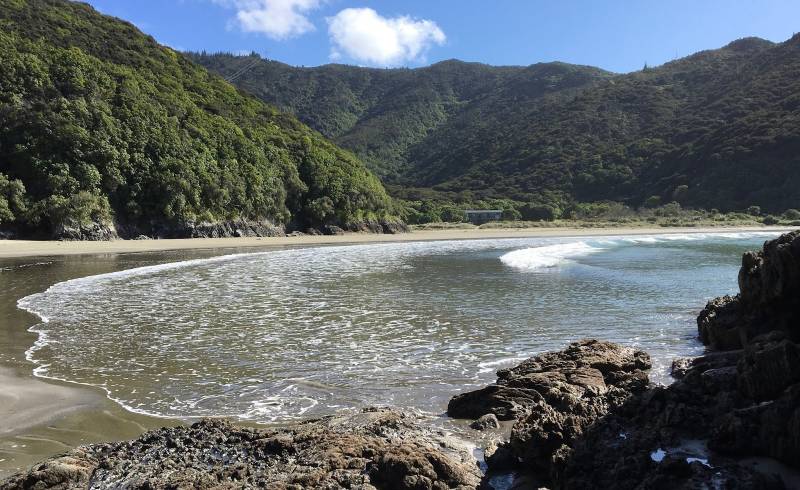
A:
[
  {"left": 0, "top": 174, "right": 27, "bottom": 225},
  {"left": 644, "top": 195, "right": 662, "bottom": 208}
]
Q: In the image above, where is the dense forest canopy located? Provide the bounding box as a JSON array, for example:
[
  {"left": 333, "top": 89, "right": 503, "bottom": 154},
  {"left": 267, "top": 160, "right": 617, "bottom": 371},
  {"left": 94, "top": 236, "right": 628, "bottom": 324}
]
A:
[
  {"left": 0, "top": 0, "right": 395, "bottom": 238},
  {"left": 193, "top": 34, "right": 800, "bottom": 215}
]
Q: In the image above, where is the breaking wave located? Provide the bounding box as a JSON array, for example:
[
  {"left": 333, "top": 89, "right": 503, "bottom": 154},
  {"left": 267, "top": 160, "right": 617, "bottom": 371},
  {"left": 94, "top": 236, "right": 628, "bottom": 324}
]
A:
[{"left": 499, "top": 232, "right": 779, "bottom": 272}]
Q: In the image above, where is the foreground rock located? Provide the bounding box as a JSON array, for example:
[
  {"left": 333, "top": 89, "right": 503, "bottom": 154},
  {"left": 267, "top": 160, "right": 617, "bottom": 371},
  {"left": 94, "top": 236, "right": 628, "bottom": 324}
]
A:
[
  {"left": 698, "top": 230, "right": 800, "bottom": 350},
  {"left": 1, "top": 408, "right": 480, "bottom": 489},
  {"left": 449, "top": 339, "right": 651, "bottom": 480}
]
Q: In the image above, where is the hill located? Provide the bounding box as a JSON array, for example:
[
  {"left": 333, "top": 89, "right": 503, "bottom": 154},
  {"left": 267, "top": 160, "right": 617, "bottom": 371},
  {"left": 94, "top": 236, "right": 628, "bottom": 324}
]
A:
[
  {"left": 192, "top": 35, "right": 800, "bottom": 215},
  {"left": 0, "top": 0, "right": 395, "bottom": 239}
]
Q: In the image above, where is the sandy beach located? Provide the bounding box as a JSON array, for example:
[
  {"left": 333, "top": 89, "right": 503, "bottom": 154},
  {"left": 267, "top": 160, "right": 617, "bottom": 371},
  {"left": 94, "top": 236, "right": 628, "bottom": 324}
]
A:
[{"left": 0, "top": 225, "right": 793, "bottom": 258}]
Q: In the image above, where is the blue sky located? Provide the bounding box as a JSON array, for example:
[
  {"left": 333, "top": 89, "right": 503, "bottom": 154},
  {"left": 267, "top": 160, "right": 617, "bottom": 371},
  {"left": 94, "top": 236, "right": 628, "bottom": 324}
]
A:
[{"left": 85, "top": 0, "right": 799, "bottom": 72}]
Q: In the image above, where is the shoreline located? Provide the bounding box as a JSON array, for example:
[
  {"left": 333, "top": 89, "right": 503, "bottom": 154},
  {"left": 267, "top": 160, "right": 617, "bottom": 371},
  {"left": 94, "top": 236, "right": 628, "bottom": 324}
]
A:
[{"left": 0, "top": 225, "right": 793, "bottom": 259}]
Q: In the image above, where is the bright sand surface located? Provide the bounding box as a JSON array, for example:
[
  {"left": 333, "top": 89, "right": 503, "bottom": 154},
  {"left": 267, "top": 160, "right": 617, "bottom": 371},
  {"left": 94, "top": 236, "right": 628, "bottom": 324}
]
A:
[
  {"left": 0, "top": 224, "right": 795, "bottom": 477},
  {"left": 0, "top": 225, "right": 793, "bottom": 258}
]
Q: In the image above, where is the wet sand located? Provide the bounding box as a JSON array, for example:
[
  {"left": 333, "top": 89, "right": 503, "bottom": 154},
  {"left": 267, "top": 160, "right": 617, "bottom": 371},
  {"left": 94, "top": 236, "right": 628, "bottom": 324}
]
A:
[
  {"left": 0, "top": 251, "right": 209, "bottom": 477},
  {"left": 0, "top": 225, "right": 790, "bottom": 259},
  {"left": 0, "top": 225, "right": 793, "bottom": 477}
]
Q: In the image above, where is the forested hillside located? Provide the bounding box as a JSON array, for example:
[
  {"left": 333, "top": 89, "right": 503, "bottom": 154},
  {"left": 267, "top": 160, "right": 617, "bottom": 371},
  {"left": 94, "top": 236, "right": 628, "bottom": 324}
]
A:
[
  {"left": 193, "top": 35, "right": 800, "bottom": 215},
  {"left": 0, "top": 0, "right": 395, "bottom": 239}
]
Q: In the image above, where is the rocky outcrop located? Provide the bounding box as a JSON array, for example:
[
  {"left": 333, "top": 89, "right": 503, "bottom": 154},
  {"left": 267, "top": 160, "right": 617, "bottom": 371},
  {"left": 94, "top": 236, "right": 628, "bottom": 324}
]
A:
[
  {"left": 698, "top": 230, "right": 800, "bottom": 350},
  {"left": 115, "top": 219, "right": 286, "bottom": 239},
  {"left": 558, "top": 231, "right": 800, "bottom": 489},
  {"left": 52, "top": 220, "right": 119, "bottom": 241},
  {"left": 1, "top": 408, "right": 479, "bottom": 489},
  {"left": 345, "top": 220, "right": 410, "bottom": 234},
  {"left": 449, "top": 340, "right": 651, "bottom": 480},
  {"left": 12, "top": 216, "right": 409, "bottom": 240},
  {"left": 89, "top": 218, "right": 408, "bottom": 240}
]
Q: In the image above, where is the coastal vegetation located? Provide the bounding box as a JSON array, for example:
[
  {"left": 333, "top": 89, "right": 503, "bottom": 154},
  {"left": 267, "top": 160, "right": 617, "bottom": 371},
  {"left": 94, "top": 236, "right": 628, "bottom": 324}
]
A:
[
  {"left": 0, "top": 0, "right": 395, "bottom": 239},
  {"left": 194, "top": 34, "right": 800, "bottom": 215},
  {"left": 402, "top": 198, "right": 800, "bottom": 229}
]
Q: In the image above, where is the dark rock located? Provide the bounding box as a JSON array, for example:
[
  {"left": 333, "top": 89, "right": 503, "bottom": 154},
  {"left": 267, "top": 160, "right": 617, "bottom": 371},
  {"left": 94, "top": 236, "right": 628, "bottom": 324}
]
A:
[
  {"left": 53, "top": 220, "right": 118, "bottom": 241},
  {"left": 670, "top": 357, "right": 693, "bottom": 379},
  {"left": 188, "top": 219, "right": 285, "bottom": 239},
  {"left": 697, "top": 295, "right": 745, "bottom": 350},
  {"left": 382, "top": 221, "right": 410, "bottom": 234},
  {"left": 448, "top": 385, "right": 544, "bottom": 421},
  {"left": 698, "top": 230, "right": 800, "bottom": 350},
  {"left": 449, "top": 339, "right": 651, "bottom": 480},
  {"left": 1, "top": 409, "right": 480, "bottom": 489},
  {"left": 472, "top": 232, "right": 800, "bottom": 489},
  {"left": 737, "top": 338, "right": 800, "bottom": 401},
  {"left": 483, "top": 441, "right": 516, "bottom": 471},
  {"left": 346, "top": 220, "right": 383, "bottom": 233},
  {"left": 345, "top": 220, "right": 410, "bottom": 234},
  {"left": 710, "top": 384, "right": 800, "bottom": 466},
  {"left": 470, "top": 414, "right": 500, "bottom": 431},
  {"left": 323, "top": 225, "right": 346, "bottom": 235},
  {"left": 115, "top": 219, "right": 286, "bottom": 239}
]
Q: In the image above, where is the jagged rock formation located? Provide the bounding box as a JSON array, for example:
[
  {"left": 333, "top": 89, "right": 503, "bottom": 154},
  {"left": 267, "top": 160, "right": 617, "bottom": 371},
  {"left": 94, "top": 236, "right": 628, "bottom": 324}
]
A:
[
  {"left": 698, "top": 230, "right": 800, "bottom": 349},
  {"left": 0, "top": 409, "right": 480, "bottom": 489},
  {"left": 448, "top": 340, "right": 651, "bottom": 480}
]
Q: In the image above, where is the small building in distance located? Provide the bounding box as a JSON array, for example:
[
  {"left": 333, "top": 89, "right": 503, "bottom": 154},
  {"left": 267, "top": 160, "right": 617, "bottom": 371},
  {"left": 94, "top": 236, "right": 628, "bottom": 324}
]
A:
[{"left": 464, "top": 209, "right": 503, "bottom": 224}]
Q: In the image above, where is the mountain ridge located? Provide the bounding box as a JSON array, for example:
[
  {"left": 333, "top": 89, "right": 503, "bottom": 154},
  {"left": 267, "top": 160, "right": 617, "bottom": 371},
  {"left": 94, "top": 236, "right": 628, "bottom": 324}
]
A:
[{"left": 193, "top": 34, "right": 800, "bottom": 214}]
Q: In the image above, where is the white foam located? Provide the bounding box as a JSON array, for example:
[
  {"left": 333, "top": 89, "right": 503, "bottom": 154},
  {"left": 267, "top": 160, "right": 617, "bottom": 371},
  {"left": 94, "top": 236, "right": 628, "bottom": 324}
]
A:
[
  {"left": 477, "top": 356, "right": 529, "bottom": 374},
  {"left": 686, "top": 457, "right": 711, "bottom": 467},
  {"left": 499, "top": 242, "right": 602, "bottom": 271}
]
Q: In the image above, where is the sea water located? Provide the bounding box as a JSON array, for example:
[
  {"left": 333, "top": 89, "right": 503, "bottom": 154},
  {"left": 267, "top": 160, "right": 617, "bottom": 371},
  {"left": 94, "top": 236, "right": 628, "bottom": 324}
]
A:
[{"left": 17, "top": 232, "right": 779, "bottom": 423}]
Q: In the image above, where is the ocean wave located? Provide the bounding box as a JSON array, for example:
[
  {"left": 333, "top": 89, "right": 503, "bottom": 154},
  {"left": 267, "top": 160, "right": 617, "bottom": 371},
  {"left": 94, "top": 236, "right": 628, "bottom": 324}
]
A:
[
  {"left": 499, "top": 241, "right": 603, "bottom": 270},
  {"left": 499, "top": 231, "right": 783, "bottom": 271}
]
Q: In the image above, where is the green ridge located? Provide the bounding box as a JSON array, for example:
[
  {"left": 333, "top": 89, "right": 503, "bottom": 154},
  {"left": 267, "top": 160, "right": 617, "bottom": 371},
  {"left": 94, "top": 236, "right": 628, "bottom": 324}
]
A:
[{"left": 0, "top": 0, "right": 395, "bottom": 238}]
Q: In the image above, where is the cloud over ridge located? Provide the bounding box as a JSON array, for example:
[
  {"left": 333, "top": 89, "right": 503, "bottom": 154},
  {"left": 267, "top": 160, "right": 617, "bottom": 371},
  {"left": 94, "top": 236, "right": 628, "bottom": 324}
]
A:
[
  {"left": 327, "top": 8, "right": 446, "bottom": 66},
  {"left": 215, "top": 0, "right": 321, "bottom": 40}
]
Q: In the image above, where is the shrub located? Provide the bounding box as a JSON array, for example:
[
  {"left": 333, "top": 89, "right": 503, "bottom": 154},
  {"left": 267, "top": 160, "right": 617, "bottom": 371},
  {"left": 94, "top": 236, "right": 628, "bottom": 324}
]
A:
[
  {"left": 783, "top": 209, "right": 800, "bottom": 220},
  {"left": 762, "top": 215, "right": 780, "bottom": 225},
  {"left": 654, "top": 201, "right": 682, "bottom": 217},
  {"left": 521, "top": 203, "right": 560, "bottom": 221},
  {"left": 745, "top": 205, "right": 762, "bottom": 216}
]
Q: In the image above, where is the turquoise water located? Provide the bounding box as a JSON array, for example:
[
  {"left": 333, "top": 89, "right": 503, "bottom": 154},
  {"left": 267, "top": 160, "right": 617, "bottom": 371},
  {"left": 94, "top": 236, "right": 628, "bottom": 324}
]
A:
[{"left": 18, "top": 232, "right": 779, "bottom": 423}]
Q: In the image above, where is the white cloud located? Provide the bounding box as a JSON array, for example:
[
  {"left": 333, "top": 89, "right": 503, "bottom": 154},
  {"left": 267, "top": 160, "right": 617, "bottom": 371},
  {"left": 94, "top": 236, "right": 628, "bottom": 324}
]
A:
[
  {"left": 326, "top": 8, "right": 446, "bottom": 66},
  {"left": 214, "top": 0, "right": 321, "bottom": 40}
]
